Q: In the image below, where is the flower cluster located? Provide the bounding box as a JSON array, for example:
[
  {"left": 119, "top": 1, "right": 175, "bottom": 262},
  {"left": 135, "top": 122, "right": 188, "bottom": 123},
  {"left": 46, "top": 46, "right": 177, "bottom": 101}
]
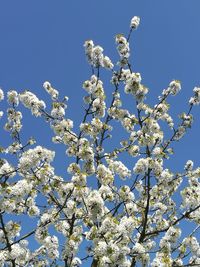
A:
[
  {"left": 43, "top": 81, "right": 59, "bottom": 100},
  {"left": 18, "top": 146, "right": 55, "bottom": 174},
  {"left": 7, "top": 90, "right": 19, "bottom": 106},
  {"left": 19, "top": 90, "right": 46, "bottom": 116},
  {"left": 189, "top": 86, "right": 200, "bottom": 105},
  {"left": 130, "top": 16, "right": 140, "bottom": 29},
  {"left": 4, "top": 108, "right": 22, "bottom": 136},
  {"left": 115, "top": 34, "right": 130, "bottom": 66},
  {"left": 0, "top": 88, "right": 4, "bottom": 101},
  {"left": 161, "top": 80, "right": 181, "bottom": 97},
  {"left": 84, "top": 40, "right": 113, "bottom": 69},
  {"left": 83, "top": 75, "right": 106, "bottom": 117},
  {"left": 107, "top": 159, "right": 131, "bottom": 180}
]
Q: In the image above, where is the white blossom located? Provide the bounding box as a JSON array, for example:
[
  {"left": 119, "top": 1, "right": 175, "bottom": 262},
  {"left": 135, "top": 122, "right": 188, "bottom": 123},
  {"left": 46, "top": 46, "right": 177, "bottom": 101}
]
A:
[
  {"left": 133, "top": 158, "right": 149, "bottom": 174},
  {"left": 7, "top": 90, "right": 19, "bottom": 106},
  {"left": 130, "top": 16, "right": 140, "bottom": 29},
  {"left": 43, "top": 81, "right": 59, "bottom": 100},
  {"left": 0, "top": 88, "right": 4, "bottom": 101},
  {"left": 19, "top": 91, "right": 46, "bottom": 116},
  {"left": 184, "top": 160, "right": 194, "bottom": 171}
]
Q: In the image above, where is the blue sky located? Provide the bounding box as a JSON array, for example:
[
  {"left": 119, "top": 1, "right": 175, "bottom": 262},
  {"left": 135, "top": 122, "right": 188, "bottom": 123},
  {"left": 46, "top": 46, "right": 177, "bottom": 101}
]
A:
[{"left": 1, "top": 0, "right": 200, "bottom": 264}]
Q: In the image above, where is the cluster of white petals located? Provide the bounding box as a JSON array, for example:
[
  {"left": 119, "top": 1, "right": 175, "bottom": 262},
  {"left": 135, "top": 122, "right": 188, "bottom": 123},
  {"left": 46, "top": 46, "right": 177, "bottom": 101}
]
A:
[
  {"left": 7, "top": 90, "right": 19, "bottom": 106},
  {"left": 83, "top": 75, "right": 106, "bottom": 118},
  {"left": 84, "top": 40, "right": 113, "bottom": 69},
  {"left": 189, "top": 86, "right": 200, "bottom": 105},
  {"left": 162, "top": 80, "right": 181, "bottom": 97},
  {"left": 43, "top": 81, "right": 59, "bottom": 100},
  {"left": 115, "top": 34, "right": 130, "bottom": 66},
  {"left": 19, "top": 90, "right": 46, "bottom": 116},
  {"left": 130, "top": 16, "right": 140, "bottom": 29},
  {"left": 0, "top": 88, "right": 4, "bottom": 101},
  {"left": 4, "top": 108, "right": 22, "bottom": 136},
  {"left": 18, "top": 146, "right": 55, "bottom": 174}
]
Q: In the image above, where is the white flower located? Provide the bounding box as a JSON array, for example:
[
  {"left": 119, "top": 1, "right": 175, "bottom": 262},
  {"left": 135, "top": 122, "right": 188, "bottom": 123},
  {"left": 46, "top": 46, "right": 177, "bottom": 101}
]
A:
[
  {"left": 72, "top": 173, "right": 87, "bottom": 186},
  {"left": 108, "top": 159, "right": 131, "bottom": 179},
  {"left": 71, "top": 257, "right": 82, "bottom": 266},
  {"left": 10, "top": 179, "right": 33, "bottom": 196},
  {"left": 40, "top": 213, "right": 51, "bottom": 224},
  {"left": 0, "top": 88, "right": 4, "bottom": 101},
  {"left": 86, "top": 190, "right": 104, "bottom": 217},
  {"left": 43, "top": 81, "right": 51, "bottom": 90},
  {"left": 84, "top": 40, "right": 94, "bottom": 65},
  {"left": 116, "top": 34, "right": 130, "bottom": 62},
  {"left": 152, "top": 147, "right": 162, "bottom": 156},
  {"left": 99, "top": 185, "right": 113, "bottom": 200},
  {"left": 128, "top": 145, "right": 139, "bottom": 157},
  {"left": 7, "top": 90, "right": 19, "bottom": 106},
  {"left": 19, "top": 91, "right": 46, "bottom": 116},
  {"left": 160, "top": 169, "right": 173, "bottom": 181},
  {"left": 5, "top": 221, "right": 21, "bottom": 238},
  {"left": 173, "top": 126, "right": 186, "bottom": 140},
  {"left": 133, "top": 158, "right": 149, "bottom": 174},
  {"left": 119, "top": 185, "right": 134, "bottom": 201},
  {"left": 10, "top": 244, "right": 25, "bottom": 260},
  {"left": 28, "top": 205, "right": 40, "bottom": 217},
  {"left": 51, "top": 105, "right": 65, "bottom": 118},
  {"left": 130, "top": 16, "right": 140, "bottom": 29},
  {"left": 184, "top": 160, "right": 194, "bottom": 171},
  {"left": 103, "top": 56, "right": 114, "bottom": 69},
  {"left": 189, "top": 87, "right": 200, "bottom": 105},
  {"left": 43, "top": 81, "right": 59, "bottom": 100},
  {"left": 43, "top": 235, "right": 59, "bottom": 259},
  {"left": 169, "top": 80, "right": 181, "bottom": 95},
  {"left": 124, "top": 73, "right": 148, "bottom": 102},
  {"left": 97, "top": 164, "right": 114, "bottom": 185},
  {"left": 119, "top": 216, "right": 136, "bottom": 234},
  {"left": 126, "top": 202, "right": 137, "bottom": 214},
  {"left": 84, "top": 41, "right": 111, "bottom": 69},
  {"left": 173, "top": 259, "right": 183, "bottom": 266},
  {"left": 95, "top": 241, "right": 107, "bottom": 256},
  {"left": 132, "top": 242, "right": 145, "bottom": 254},
  {"left": 0, "top": 161, "right": 15, "bottom": 177},
  {"left": 18, "top": 146, "right": 55, "bottom": 173},
  {"left": 0, "top": 250, "right": 7, "bottom": 264},
  {"left": 92, "top": 45, "right": 104, "bottom": 66}
]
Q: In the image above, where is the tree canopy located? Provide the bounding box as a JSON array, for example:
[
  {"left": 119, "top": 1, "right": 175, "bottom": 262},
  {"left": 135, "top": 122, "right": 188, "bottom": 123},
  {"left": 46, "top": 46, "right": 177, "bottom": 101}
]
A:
[{"left": 0, "top": 16, "right": 200, "bottom": 267}]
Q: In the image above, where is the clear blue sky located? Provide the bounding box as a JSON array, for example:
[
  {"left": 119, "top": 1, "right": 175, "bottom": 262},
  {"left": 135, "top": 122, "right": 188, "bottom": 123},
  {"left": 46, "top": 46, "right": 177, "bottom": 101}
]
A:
[{"left": 1, "top": 0, "right": 200, "bottom": 264}]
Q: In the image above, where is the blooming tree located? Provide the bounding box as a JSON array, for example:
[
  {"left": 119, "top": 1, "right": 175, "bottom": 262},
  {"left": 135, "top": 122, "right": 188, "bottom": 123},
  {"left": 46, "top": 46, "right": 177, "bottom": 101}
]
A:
[{"left": 0, "top": 16, "right": 200, "bottom": 267}]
